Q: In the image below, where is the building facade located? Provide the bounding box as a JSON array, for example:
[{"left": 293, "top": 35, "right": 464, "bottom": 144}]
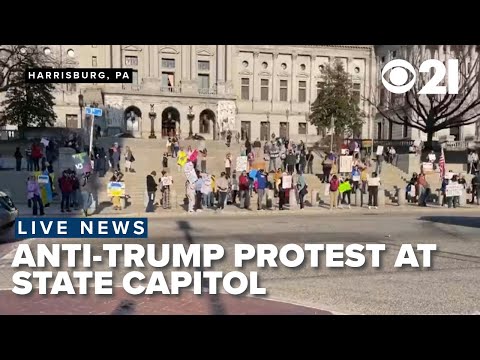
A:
[
  {"left": 1, "top": 45, "right": 377, "bottom": 142},
  {"left": 375, "top": 45, "right": 480, "bottom": 143}
]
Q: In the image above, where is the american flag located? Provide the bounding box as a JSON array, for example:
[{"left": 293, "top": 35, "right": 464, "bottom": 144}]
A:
[{"left": 439, "top": 146, "right": 446, "bottom": 179}]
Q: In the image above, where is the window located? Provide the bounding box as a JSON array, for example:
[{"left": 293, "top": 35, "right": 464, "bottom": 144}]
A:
[
  {"left": 66, "top": 83, "right": 76, "bottom": 92},
  {"left": 132, "top": 70, "right": 138, "bottom": 85},
  {"left": 298, "top": 122, "right": 307, "bottom": 135},
  {"left": 198, "top": 60, "right": 210, "bottom": 71},
  {"left": 162, "top": 58, "right": 175, "bottom": 68},
  {"left": 92, "top": 56, "right": 97, "bottom": 67},
  {"left": 381, "top": 56, "right": 385, "bottom": 63},
  {"left": 403, "top": 123, "right": 408, "bottom": 138},
  {"left": 162, "top": 72, "right": 175, "bottom": 88},
  {"left": 280, "top": 80, "right": 288, "bottom": 101},
  {"left": 65, "top": 114, "right": 78, "bottom": 129},
  {"left": 241, "top": 78, "right": 250, "bottom": 100},
  {"left": 392, "top": 51, "right": 397, "bottom": 58},
  {"left": 200, "top": 114, "right": 210, "bottom": 134},
  {"left": 298, "top": 81, "right": 307, "bottom": 103},
  {"left": 352, "top": 83, "right": 361, "bottom": 104},
  {"left": 316, "top": 81, "right": 324, "bottom": 96},
  {"left": 125, "top": 56, "right": 138, "bottom": 66},
  {"left": 260, "top": 79, "right": 269, "bottom": 101},
  {"left": 198, "top": 74, "right": 210, "bottom": 89},
  {"left": 388, "top": 120, "right": 393, "bottom": 140}
]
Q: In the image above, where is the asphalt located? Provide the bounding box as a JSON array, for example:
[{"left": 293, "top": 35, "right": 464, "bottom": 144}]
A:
[{"left": 1, "top": 212, "right": 480, "bottom": 315}]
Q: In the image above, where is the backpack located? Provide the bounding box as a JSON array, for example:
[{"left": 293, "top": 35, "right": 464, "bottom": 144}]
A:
[{"left": 330, "top": 180, "right": 339, "bottom": 192}]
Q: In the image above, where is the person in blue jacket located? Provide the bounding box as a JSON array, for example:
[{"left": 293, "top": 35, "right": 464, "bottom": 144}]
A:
[{"left": 256, "top": 169, "right": 268, "bottom": 210}]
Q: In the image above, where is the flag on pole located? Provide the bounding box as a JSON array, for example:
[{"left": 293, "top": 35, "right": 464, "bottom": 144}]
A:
[{"left": 439, "top": 146, "right": 446, "bottom": 180}]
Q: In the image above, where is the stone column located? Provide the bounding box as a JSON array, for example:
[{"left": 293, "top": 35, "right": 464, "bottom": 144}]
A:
[
  {"left": 190, "top": 45, "right": 197, "bottom": 81},
  {"left": 216, "top": 45, "right": 226, "bottom": 95},
  {"left": 310, "top": 54, "right": 315, "bottom": 104},
  {"left": 143, "top": 45, "right": 150, "bottom": 77},
  {"left": 252, "top": 52, "right": 260, "bottom": 102},
  {"left": 182, "top": 45, "right": 189, "bottom": 80},
  {"left": 152, "top": 45, "right": 159, "bottom": 78},
  {"left": 225, "top": 45, "right": 233, "bottom": 95},
  {"left": 104, "top": 46, "right": 111, "bottom": 68},
  {"left": 291, "top": 52, "right": 297, "bottom": 103},
  {"left": 112, "top": 45, "right": 121, "bottom": 68},
  {"left": 272, "top": 53, "right": 278, "bottom": 102}
]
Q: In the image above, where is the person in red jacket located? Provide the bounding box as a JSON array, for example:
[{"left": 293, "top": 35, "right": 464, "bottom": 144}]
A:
[
  {"left": 238, "top": 170, "right": 250, "bottom": 210},
  {"left": 329, "top": 175, "right": 340, "bottom": 210},
  {"left": 31, "top": 142, "right": 43, "bottom": 171},
  {"left": 58, "top": 170, "right": 73, "bottom": 212}
]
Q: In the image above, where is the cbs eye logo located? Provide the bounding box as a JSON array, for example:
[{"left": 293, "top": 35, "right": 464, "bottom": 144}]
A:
[{"left": 382, "top": 59, "right": 459, "bottom": 95}]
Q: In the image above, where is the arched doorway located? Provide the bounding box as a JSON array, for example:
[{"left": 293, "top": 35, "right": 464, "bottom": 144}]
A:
[
  {"left": 161, "top": 107, "right": 180, "bottom": 138},
  {"left": 124, "top": 106, "right": 142, "bottom": 137},
  {"left": 199, "top": 109, "right": 216, "bottom": 139}
]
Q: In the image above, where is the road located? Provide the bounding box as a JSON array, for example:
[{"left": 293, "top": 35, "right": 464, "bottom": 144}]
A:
[{"left": 1, "top": 211, "right": 480, "bottom": 314}]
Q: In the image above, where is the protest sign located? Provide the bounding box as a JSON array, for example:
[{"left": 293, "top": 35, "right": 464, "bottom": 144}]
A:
[
  {"left": 376, "top": 145, "right": 384, "bottom": 156},
  {"left": 184, "top": 162, "right": 198, "bottom": 184},
  {"left": 107, "top": 182, "right": 125, "bottom": 197},
  {"left": 72, "top": 152, "right": 92, "bottom": 175},
  {"left": 339, "top": 156, "right": 353, "bottom": 173},
  {"left": 37, "top": 174, "right": 50, "bottom": 184},
  {"left": 446, "top": 183, "right": 463, "bottom": 197},
  {"left": 422, "top": 162, "right": 434, "bottom": 173},
  {"left": 282, "top": 175, "right": 292, "bottom": 189},
  {"left": 161, "top": 176, "right": 173, "bottom": 186},
  {"left": 338, "top": 181, "right": 352, "bottom": 193},
  {"left": 236, "top": 156, "right": 248, "bottom": 172},
  {"left": 40, "top": 138, "right": 49, "bottom": 147}
]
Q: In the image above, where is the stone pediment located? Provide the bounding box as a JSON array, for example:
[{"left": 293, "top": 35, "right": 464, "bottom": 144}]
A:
[
  {"left": 197, "top": 48, "right": 214, "bottom": 56},
  {"left": 159, "top": 46, "right": 180, "bottom": 54},
  {"left": 297, "top": 73, "right": 309, "bottom": 78},
  {"left": 277, "top": 71, "right": 290, "bottom": 77},
  {"left": 258, "top": 71, "right": 271, "bottom": 77},
  {"left": 122, "top": 45, "right": 142, "bottom": 52}
]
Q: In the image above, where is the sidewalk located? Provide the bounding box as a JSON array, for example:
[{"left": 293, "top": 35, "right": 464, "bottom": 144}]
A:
[{"left": 14, "top": 202, "right": 480, "bottom": 218}]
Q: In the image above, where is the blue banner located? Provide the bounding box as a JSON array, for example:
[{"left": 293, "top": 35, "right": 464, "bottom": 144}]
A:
[{"left": 15, "top": 217, "right": 148, "bottom": 239}]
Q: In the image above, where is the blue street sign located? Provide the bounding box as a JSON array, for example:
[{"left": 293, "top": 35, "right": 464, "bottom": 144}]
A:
[{"left": 85, "top": 107, "right": 103, "bottom": 117}]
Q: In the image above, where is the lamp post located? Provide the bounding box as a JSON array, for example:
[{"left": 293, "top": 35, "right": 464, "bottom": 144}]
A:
[
  {"left": 78, "top": 93, "right": 84, "bottom": 130},
  {"left": 187, "top": 106, "right": 194, "bottom": 138},
  {"left": 330, "top": 115, "right": 335, "bottom": 153},
  {"left": 149, "top": 104, "right": 157, "bottom": 139}
]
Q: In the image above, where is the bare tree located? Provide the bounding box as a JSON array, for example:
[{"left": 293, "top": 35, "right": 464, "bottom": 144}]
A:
[
  {"left": 1, "top": 45, "right": 43, "bottom": 93},
  {"left": 367, "top": 45, "right": 480, "bottom": 149}
]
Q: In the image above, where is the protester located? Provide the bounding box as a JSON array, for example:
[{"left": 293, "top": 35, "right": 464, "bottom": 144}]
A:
[
  {"left": 201, "top": 173, "right": 212, "bottom": 208},
  {"left": 468, "top": 151, "right": 478, "bottom": 174},
  {"left": 31, "top": 142, "right": 42, "bottom": 171},
  {"left": 286, "top": 150, "right": 296, "bottom": 174},
  {"left": 447, "top": 175, "right": 460, "bottom": 208},
  {"left": 96, "top": 148, "right": 107, "bottom": 177},
  {"left": 278, "top": 173, "right": 287, "bottom": 210},
  {"left": 80, "top": 173, "right": 94, "bottom": 217},
  {"left": 470, "top": 171, "right": 480, "bottom": 205},
  {"left": 367, "top": 171, "right": 381, "bottom": 209},
  {"left": 58, "top": 170, "right": 73, "bottom": 213},
  {"left": 322, "top": 155, "right": 333, "bottom": 183},
  {"left": 306, "top": 151, "right": 314, "bottom": 174},
  {"left": 417, "top": 173, "right": 429, "bottom": 207},
  {"left": 225, "top": 153, "right": 232, "bottom": 178},
  {"left": 297, "top": 172, "right": 307, "bottom": 210},
  {"left": 110, "top": 170, "right": 124, "bottom": 210},
  {"left": 329, "top": 175, "right": 340, "bottom": 210},
  {"left": 299, "top": 151, "right": 307, "bottom": 175},
  {"left": 200, "top": 149, "right": 207, "bottom": 173},
  {"left": 163, "top": 152, "right": 168, "bottom": 169},
  {"left": 194, "top": 170, "right": 204, "bottom": 212},
  {"left": 375, "top": 152, "right": 384, "bottom": 175},
  {"left": 27, "top": 176, "right": 44, "bottom": 216},
  {"left": 216, "top": 172, "right": 229, "bottom": 211},
  {"left": 25, "top": 144, "right": 33, "bottom": 172},
  {"left": 160, "top": 170, "right": 172, "bottom": 209},
  {"left": 146, "top": 171, "right": 157, "bottom": 212},
  {"left": 124, "top": 146, "right": 135, "bottom": 172},
  {"left": 428, "top": 150, "right": 437, "bottom": 170},
  {"left": 239, "top": 170, "right": 250, "bottom": 209},
  {"left": 339, "top": 176, "right": 353, "bottom": 209},
  {"left": 256, "top": 169, "right": 268, "bottom": 210},
  {"left": 14, "top": 147, "right": 23, "bottom": 171},
  {"left": 231, "top": 170, "right": 239, "bottom": 205}
]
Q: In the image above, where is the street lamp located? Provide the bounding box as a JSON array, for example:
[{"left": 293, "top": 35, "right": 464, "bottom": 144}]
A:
[
  {"left": 149, "top": 104, "right": 157, "bottom": 139},
  {"left": 187, "top": 106, "right": 194, "bottom": 138},
  {"left": 78, "top": 93, "right": 84, "bottom": 130}
]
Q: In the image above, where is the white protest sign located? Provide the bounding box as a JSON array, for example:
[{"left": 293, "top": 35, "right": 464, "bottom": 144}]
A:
[
  {"left": 161, "top": 176, "right": 173, "bottom": 186},
  {"left": 282, "top": 175, "right": 292, "bottom": 189},
  {"left": 376, "top": 145, "right": 384, "bottom": 156},
  {"left": 41, "top": 138, "right": 49, "bottom": 147},
  {"left": 339, "top": 156, "right": 353, "bottom": 173},
  {"left": 184, "top": 162, "right": 198, "bottom": 184},
  {"left": 422, "top": 162, "right": 434, "bottom": 173},
  {"left": 446, "top": 183, "right": 463, "bottom": 197},
  {"left": 236, "top": 156, "right": 248, "bottom": 172}
]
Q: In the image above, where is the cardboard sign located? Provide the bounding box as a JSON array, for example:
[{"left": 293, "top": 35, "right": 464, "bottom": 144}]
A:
[
  {"left": 72, "top": 152, "right": 92, "bottom": 175},
  {"left": 107, "top": 181, "right": 125, "bottom": 197},
  {"left": 446, "top": 183, "right": 463, "bottom": 197},
  {"left": 236, "top": 156, "right": 248, "bottom": 172},
  {"left": 339, "top": 156, "right": 353, "bottom": 173},
  {"left": 40, "top": 138, "right": 49, "bottom": 147},
  {"left": 161, "top": 176, "right": 173, "bottom": 186},
  {"left": 362, "top": 139, "right": 373, "bottom": 148},
  {"left": 184, "top": 162, "right": 198, "bottom": 184},
  {"left": 177, "top": 151, "right": 188, "bottom": 167},
  {"left": 37, "top": 174, "right": 50, "bottom": 184},
  {"left": 341, "top": 148, "right": 349, "bottom": 155},
  {"left": 444, "top": 172, "right": 456, "bottom": 180},
  {"left": 422, "top": 162, "right": 434, "bottom": 173},
  {"left": 376, "top": 145, "right": 384, "bottom": 156},
  {"left": 282, "top": 175, "right": 292, "bottom": 189}
]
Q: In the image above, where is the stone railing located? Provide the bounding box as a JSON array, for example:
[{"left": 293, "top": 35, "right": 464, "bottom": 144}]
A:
[
  {"left": 198, "top": 87, "right": 217, "bottom": 96},
  {"left": 442, "top": 140, "right": 478, "bottom": 151},
  {"left": 121, "top": 84, "right": 141, "bottom": 91},
  {"left": 160, "top": 86, "right": 182, "bottom": 94}
]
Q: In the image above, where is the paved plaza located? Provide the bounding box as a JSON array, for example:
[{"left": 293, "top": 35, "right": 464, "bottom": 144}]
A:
[{"left": 1, "top": 211, "right": 480, "bottom": 315}]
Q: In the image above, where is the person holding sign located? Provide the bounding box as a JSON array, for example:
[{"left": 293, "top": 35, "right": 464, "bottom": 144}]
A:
[
  {"left": 367, "top": 172, "right": 381, "bottom": 209},
  {"left": 297, "top": 172, "right": 307, "bottom": 210},
  {"left": 338, "top": 177, "right": 353, "bottom": 209},
  {"left": 160, "top": 170, "right": 173, "bottom": 209},
  {"left": 447, "top": 175, "right": 460, "bottom": 208},
  {"left": 26, "top": 176, "right": 44, "bottom": 216}
]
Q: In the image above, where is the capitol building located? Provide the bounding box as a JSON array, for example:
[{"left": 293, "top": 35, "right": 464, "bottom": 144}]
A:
[{"left": 1, "top": 45, "right": 376, "bottom": 142}]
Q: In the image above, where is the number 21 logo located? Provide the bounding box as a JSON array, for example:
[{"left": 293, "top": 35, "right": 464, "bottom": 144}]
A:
[{"left": 382, "top": 59, "right": 459, "bottom": 95}]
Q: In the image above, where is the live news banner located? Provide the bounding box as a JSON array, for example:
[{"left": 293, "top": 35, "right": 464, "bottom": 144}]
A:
[{"left": 10, "top": 218, "right": 438, "bottom": 296}]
